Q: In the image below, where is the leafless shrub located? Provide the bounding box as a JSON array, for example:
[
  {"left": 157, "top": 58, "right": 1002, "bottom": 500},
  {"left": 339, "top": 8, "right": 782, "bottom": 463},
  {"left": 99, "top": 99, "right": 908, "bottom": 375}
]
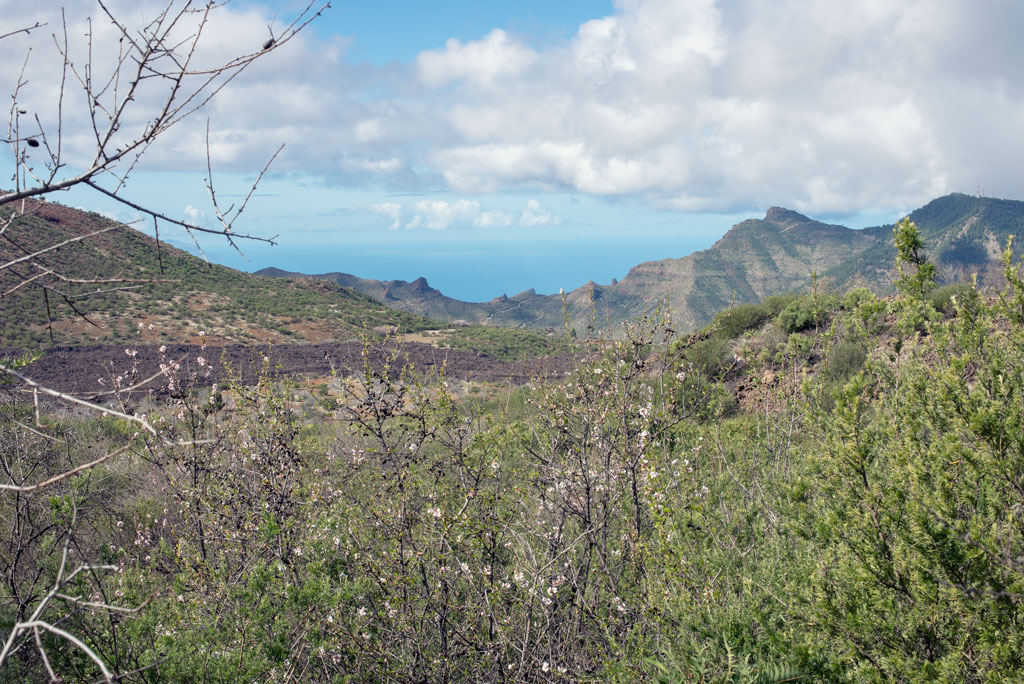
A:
[{"left": 0, "top": 2, "right": 327, "bottom": 679}]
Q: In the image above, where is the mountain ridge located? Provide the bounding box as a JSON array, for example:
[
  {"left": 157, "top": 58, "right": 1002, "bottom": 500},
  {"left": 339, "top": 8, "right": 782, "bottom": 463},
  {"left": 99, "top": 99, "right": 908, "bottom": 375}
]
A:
[
  {"left": 0, "top": 199, "right": 440, "bottom": 347},
  {"left": 3, "top": 192, "right": 1018, "bottom": 348},
  {"left": 259, "top": 193, "right": 1024, "bottom": 333}
]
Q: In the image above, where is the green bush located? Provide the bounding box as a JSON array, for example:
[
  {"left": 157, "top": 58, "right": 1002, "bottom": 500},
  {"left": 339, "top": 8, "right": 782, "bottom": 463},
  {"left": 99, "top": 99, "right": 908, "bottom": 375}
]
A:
[
  {"left": 927, "top": 282, "right": 972, "bottom": 313},
  {"left": 822, "top": 338, "right": 867, "bottom": 383},
  {"left": 711, "top": 295, "right": 801, "bottom": 341},
  {"left": 761, "top": 293, "right": 799, "bottom": 317},
  {"left": 684, "top": 336, "right": 733, "bottom": 378},
  {"left": 840, "top": 287, "right": 875, "bottom": 311},
  {"left": 803, "top": 253, "right": 1024, "bottom": 681},
  {"left": 776, "top": 295, "right": 833, "bottom": 333},
  {"left": 712, "top": 303, "right": 773, "bottom": 339}
]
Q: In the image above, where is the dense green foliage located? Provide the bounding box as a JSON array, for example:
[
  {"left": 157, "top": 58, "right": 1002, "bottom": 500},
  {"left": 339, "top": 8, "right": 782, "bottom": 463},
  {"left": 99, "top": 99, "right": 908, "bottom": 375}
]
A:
[
  {"left": 6, "top": 236, "right": 1024, "bottom": 682},
  {"left": 802, "top": 245, "right": 1024, "bottom": 681},
  {"left": 710, "top": 295, "right": 795, "bottom": 339},
  {"left": 436, "top": 325, "right": 573, "bottom": 361}
]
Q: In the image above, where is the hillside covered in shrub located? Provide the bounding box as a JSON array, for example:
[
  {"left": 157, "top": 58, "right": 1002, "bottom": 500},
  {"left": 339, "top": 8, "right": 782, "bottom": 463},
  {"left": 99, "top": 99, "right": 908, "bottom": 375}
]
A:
[{"left": 5, "top": 221, "right": 1024, "bottom": 682}]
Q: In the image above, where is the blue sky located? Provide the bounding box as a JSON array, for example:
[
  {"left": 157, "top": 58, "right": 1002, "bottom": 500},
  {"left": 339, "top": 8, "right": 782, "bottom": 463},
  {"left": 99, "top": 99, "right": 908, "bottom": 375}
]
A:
[
  {"left": 6, "top": 0, "right": 1023, "bottom": 300},
  {"left": 319, "top": 1, "right": 616, "bottom": 64}
]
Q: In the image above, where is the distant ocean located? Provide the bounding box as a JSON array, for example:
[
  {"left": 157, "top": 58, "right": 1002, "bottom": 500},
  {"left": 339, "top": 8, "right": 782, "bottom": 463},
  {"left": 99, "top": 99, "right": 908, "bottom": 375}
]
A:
[{"left": 242, "top": 235, "right": 713, "bottom": 302}]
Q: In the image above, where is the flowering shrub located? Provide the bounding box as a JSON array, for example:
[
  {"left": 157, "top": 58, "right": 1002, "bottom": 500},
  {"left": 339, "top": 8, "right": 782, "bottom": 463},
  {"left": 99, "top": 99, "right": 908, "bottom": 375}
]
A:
[{"left": 9, "top": 242, "right": 1024, "bottom": 682}]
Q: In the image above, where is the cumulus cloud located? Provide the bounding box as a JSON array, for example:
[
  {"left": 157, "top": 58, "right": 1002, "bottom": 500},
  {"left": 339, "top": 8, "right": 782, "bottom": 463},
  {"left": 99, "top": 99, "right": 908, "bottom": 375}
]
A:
[
  {"left": 371, "top": 202, "right": 402, "bottom": 230},
  {"left": 405, "top": 200, "right": 482, "bottom": 229},
  {"left": 80, "top": 206, "right": 129, "bottom": 224},
  {"left": 0, "top": 0, "right": 424, "bottom": 185},
  {"left": 476, "top": 210, "right": 514, "bottom": 228},
  {"left": 416, "top": 29, "right": 538, "bottom": 88},
  {"left": 9, "top": 1, "right": 1024, "bottom": 216},
  {"left": 410, "top": 0, "right": 1024, "bottom": 213},
  {"left": 183, "top": 205, "right": 207, "bottom": 223},
  {"left": 370, "top": 199, "right": 554, "bottom": 230}
]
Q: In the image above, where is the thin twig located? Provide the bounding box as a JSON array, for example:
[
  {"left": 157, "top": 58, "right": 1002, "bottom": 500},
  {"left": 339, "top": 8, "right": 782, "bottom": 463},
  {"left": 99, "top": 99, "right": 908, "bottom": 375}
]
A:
[
  {"left": 0, "top": 445, "right": 130, "bottom": 493},
  {"left": 84, "top": 181, "right": 278, "bottom": 245},
  {"left": 90, "top": 353, "right": 188, "bottom": 398},
  {"left": 0, "top": 226, "right": 117, "bottom": 273},
  {"left": 1, "top": 361, "right": 208, "bottom": 447},
  {"left": 5, "top": 621, "right": 113, "bottom": 682},
  {"left": 0, "top": 22, "right": 44, "bottom": 41}
]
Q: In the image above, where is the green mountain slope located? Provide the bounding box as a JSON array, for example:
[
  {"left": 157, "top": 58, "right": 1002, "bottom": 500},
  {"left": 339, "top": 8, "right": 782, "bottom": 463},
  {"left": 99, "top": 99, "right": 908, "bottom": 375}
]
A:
[
  {"left": 593, "top": 206, "right": 885, "bottom": 331},
  {"left": 823, "top": 193, "right": 1024, "bottom": 290},
  {"left": 0, "top": 200, "right": 438, "bottom": 347},
  {"left": 261, "top": 205, "right": 886, "bottom": 333}
]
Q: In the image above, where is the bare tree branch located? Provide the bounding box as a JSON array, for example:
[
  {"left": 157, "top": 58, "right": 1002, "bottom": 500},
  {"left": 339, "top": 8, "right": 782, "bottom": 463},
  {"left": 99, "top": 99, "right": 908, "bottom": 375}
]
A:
[
  {"left": 0, "top": 226, "right": 118, "bottom": 274},
  {"left": 0, "top": 23, "right": 45, "bottom": 42},
  {"left": 0, "top": 445, "right": 130, "bottom": 493},
  {"left": 4, "top": 621, "right": 114, "bottom": 682},
  {"left": 84, "top": 180, "right": 279, "bottom": 245},
  {"left": 1, "top": 361, "right": 210, "bottom": 448},
  {"left": 0, "top": 3, "right": 329, "bottom": 678}
]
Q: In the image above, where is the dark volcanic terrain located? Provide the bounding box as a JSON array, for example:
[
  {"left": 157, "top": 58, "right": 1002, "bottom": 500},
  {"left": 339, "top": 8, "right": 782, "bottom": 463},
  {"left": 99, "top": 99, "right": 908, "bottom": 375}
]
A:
[{"left": 5, "top": 342, "right": 572, "bottom": 398}]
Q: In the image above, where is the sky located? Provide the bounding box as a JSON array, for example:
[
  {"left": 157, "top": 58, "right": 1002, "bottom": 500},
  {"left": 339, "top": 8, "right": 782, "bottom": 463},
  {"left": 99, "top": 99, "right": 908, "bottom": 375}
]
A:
[{"left": 3, "top": 0, "right": 1023, "bottom": 300}]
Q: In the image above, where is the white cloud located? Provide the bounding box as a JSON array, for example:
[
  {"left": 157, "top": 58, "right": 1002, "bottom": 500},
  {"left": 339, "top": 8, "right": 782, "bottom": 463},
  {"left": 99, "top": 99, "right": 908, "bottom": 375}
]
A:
[
  {"left": 369, "top": 199, "right": 553, "bottom": 230},
  {"left": 520, "top": 200, "right": 560, "bottom": 227},
  {"left": 408, "top": 0, "right": 1024, "bottom": 213},
  {"left": 406, "top": 199, "right": 481, "bottom": 229},
  {"left": 10, "top": 1, "right": 1024, "bottom": 216},
  {"left": 79, "top": 206, "right": 129, "bottom": 224},
  {"left": 354, "top": 119, "right": 385, "bottom": 143},
  {"left": 416, "top": 29, "right": 537, "bottom": 88},
  {"left": 371, "top": 202, "right": 402, "bottom": 230},
  {"left": 341, "top": 156, "right": 404, "bottom": 173},
  {"left": 183, "top": 205, "right": 206, "bottom": 223},
  {"left": 0, "top": 0, "right": 419, "bottom": 184},
  {"left": 476, "top": 210, "right": 514, "bottom": 228}
]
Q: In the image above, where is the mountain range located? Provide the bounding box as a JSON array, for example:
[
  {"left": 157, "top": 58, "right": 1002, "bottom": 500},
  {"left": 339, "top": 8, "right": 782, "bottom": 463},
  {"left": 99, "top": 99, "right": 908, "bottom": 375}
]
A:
[
  {"left": 260, "top": 192, "right": 1024, "bottom": 333},
  {"left": 2, "top": 192, "right": 1021, "bottom": 349}
]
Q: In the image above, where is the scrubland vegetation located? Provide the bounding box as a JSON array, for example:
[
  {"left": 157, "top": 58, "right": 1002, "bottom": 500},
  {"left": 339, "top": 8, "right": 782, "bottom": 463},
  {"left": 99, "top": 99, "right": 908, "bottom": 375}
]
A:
[
  {"left": 5, "top": 221, "right": 1024, "bottom": 682},
  {"left": 435, "top": 325, "right": 574, "bottom": 361},
  {"left": 0, "top": 207, "right": 440, "bottom": 347},
  {"left": 5, "top": 3, "right": 1024, "bottom": 680}
]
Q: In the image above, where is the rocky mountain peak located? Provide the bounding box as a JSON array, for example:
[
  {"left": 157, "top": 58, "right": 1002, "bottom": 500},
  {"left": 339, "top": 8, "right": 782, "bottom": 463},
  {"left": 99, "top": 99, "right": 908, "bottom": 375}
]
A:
[{"left": 764, "top": 207, "right": 812, "bottom": 224}]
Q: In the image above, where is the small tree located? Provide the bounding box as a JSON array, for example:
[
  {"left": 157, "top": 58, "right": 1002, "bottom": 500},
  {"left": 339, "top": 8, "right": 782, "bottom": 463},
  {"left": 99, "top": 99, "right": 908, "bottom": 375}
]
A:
[{"left": 893, "top": 216, "right": 935, "bottom": 300}]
